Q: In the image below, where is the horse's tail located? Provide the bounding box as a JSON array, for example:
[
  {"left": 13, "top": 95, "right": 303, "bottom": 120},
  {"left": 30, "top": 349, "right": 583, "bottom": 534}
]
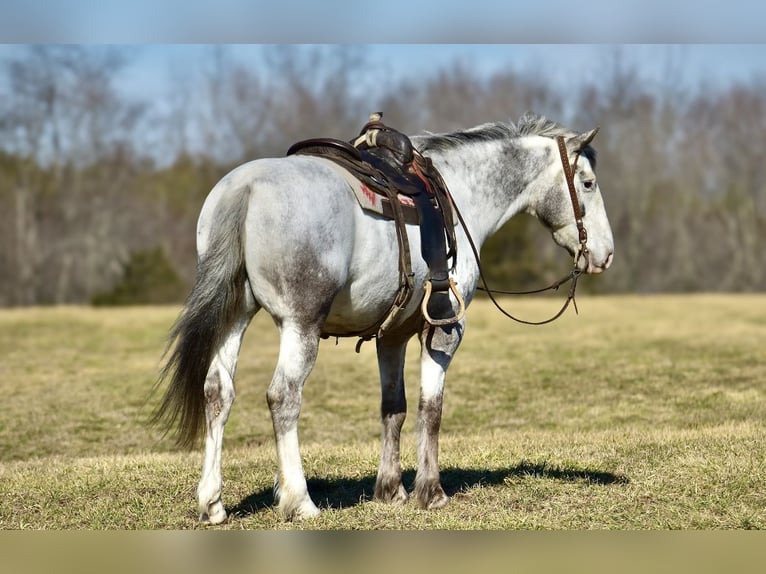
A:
[{"left": 152, "top": 185, "right": 251, "bottom": 448}]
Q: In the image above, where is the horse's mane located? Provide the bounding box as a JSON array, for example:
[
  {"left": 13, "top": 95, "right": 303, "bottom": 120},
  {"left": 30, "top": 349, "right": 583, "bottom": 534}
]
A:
[{"left": 415, "top": 112, "right": 596, "bottom": 168}]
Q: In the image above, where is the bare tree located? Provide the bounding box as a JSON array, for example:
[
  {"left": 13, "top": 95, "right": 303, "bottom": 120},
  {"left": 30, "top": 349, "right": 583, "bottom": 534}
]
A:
[
  {"left": 2, "top": 45, "right": 766, "bottom": 305},
  {"left": 190, "top": 45, "right": 372, "bottom": 164},
  {"left": 0, "top": 46, "right": 146, "bottom": 304}
]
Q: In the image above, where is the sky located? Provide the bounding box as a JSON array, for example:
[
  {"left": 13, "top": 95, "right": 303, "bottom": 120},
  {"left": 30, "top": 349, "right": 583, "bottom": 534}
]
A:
[
  {"left": 1, "top": 1, "right": 766, "bottom": 43},
  {"left": 109, "top": 44, "right": 766, "bottom": 105},
  {"left": 2, "top": 1, "right": 766, "bottom": 102},
  {"left": 3, "top": 44, "right": 766, "bottom": 103},
  {"left": 2, "top": 2, "right": 766, "bottom": 136}
]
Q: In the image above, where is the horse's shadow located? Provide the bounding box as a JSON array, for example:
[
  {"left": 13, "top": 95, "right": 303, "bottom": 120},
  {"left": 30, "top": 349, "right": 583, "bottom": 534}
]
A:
[{"left": 228, "top": 461, "right": 629, "bottom": 518}]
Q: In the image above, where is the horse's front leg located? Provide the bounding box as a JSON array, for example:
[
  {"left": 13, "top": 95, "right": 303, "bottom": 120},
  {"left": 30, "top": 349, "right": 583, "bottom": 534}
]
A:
[
  {"left": 415, "top": 319, "right": 464, "bottom": 509},
  {"left": 374, "top": 336, "right": 410, "bottom": 504}
]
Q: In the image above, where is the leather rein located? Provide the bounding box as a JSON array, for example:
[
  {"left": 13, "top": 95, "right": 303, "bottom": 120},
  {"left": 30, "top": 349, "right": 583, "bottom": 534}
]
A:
[{"left": 453, "top": 135, "right": 591, "bottom": 326}]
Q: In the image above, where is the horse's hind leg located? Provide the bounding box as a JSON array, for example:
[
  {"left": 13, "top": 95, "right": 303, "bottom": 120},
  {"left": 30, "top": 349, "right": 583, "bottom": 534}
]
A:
[
  {"left": 197, "top": 302, "right": 258, "bottom": 525},
  {"left": 374, "top": 337, "right": 409, "bottom": 504},
  {"left": 268, "top": 321, "right": 323, "bottom": 520}
]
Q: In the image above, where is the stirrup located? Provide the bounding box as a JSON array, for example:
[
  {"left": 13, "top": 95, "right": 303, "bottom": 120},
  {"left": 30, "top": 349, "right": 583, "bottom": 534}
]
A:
[{"left": 421, "top": 278, "right": 466, "bottom": 327}]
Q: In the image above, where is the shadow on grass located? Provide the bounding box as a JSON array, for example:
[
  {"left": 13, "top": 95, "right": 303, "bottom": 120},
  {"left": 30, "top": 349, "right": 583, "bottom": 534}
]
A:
[{"left": 228, "top": 460, "right": 629, "bottom": 518}]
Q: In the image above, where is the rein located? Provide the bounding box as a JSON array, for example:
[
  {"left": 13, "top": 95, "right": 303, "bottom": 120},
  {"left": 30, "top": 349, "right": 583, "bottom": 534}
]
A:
[{"left": 453, "top": 135, "right": 590, "bottom": 326}]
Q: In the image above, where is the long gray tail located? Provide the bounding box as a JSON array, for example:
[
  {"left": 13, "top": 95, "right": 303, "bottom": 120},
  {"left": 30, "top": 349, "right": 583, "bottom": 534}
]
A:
[{"left": 152, "top": 186, "right": 251, "bottom": 448}]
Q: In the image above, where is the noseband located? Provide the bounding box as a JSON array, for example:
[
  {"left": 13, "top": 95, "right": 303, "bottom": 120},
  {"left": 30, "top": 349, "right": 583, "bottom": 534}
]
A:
[{"left": 452, "top": 134, "right": 593, "bottom": 325}]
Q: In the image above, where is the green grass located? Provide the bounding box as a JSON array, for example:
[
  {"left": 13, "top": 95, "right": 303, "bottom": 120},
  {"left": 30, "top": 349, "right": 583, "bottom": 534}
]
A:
[{"left": 1, "top": 295, "right": 765, "bottom": 529}]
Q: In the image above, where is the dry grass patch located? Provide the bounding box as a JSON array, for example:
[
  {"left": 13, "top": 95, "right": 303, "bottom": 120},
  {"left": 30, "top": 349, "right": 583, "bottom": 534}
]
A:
[
  {"left": 2, "top": 425, "right": 765, "bottom": 529},
  {"left": 1, "top": 295, "right": 765, "bottom": 528}
]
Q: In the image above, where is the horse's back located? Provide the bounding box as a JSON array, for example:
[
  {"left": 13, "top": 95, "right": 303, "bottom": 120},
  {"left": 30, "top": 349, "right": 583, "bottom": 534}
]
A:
[{"left": 198, "top": 156, "right": 350, "bottom": 244}]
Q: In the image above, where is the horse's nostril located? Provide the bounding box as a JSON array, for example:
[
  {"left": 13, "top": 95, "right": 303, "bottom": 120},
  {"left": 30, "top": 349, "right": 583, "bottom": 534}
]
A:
[{"left": 604, "top": 251, "right": 614, "bottom": 269}]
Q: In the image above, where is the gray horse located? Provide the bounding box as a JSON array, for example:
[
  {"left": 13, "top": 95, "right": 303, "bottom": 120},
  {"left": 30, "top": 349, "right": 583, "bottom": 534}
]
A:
[{"left": 155, "top": 113, "right": 614, "bottom": 524}]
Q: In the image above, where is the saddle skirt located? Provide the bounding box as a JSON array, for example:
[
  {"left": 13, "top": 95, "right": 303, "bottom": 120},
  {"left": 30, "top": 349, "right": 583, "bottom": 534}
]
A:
[{"left": 316, "top": 156, "right": 421, "bottom": 225}]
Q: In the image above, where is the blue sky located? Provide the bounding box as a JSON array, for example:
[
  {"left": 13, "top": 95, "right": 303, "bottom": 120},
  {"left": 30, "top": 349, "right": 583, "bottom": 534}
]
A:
[
  {"left": 3, "top": 44, "right": 765, "bottom": 118},
  {"left": 110, "top": 44, "right": 766, "bottom": 104},
  {"left": 2, "top": 2, "right": 766, "bottom": 124},
  {"left": 2, "top": 1, "right": 766, "bottom": 43}
]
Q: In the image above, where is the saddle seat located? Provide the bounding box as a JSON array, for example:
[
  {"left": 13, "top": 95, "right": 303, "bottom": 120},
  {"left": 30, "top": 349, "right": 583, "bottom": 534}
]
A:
[{"left": 292, "top": 137, "right": 425, "bottom": 193}]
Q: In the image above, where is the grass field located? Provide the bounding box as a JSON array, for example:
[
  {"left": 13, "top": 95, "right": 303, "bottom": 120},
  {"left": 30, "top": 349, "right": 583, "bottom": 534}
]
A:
[{"left": 1, "top": 295, "right": 765, "bottom": 529}]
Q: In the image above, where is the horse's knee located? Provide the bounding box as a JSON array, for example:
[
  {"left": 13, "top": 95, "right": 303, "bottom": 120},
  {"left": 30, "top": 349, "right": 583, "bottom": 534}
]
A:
[
  {"left": 265, "top": 381, "right": 283, "bottom": 410},
  {"left": 266, "top": 378, "right": 302, "bottom": 426},
  {"left": 204, "top": 367, "right": 235, "bottom": 420}
]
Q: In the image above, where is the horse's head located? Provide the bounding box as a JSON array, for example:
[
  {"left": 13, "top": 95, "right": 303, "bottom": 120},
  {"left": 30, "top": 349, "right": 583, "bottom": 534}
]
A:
[{"left": 529, "top": 129, "right": 614, "bottom": 274}]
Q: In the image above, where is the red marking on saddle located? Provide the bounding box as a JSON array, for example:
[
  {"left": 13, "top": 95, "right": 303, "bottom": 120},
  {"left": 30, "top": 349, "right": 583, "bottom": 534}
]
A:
[{"left": 360, "top": 183, "right": 378, "bottom": 205}]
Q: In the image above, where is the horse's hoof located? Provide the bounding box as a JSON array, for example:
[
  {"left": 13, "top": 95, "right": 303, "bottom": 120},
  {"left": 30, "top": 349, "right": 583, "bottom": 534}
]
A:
[
  {"left": 279, "top": 497, "right": 321, "bottom": 521},
  {"left": 375, "top": 482, "right": 409, "bottom": 505},
  {"left": 294, "top": 501, "right": 321, "bottom": 520},
  {"left": 283, "top": 504, "right": 320, "bottom": 521},
  {"left": 426, "top": 492, "right": 449, "bottom": 510},
  {"left": 414, "top": 481, "right": 449, "bottom": 510},
  {"left": 199, "top": 501, "right": 228, "bottom": 525}
]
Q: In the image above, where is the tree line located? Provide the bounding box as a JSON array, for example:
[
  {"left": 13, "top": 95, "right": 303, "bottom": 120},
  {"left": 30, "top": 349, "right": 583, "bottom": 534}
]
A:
[{"left": 1, "top": 45, "right": 764, "bottom": 307}]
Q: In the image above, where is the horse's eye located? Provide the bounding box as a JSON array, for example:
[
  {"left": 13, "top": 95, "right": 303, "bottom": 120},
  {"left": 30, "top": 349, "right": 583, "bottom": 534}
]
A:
[{"left": 583, "top": 179, "right": 595, "bottom": 190}]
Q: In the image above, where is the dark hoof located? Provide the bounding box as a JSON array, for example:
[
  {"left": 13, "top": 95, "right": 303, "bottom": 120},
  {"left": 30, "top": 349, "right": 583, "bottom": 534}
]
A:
[
  {"left": 414, "top": 480, "right": 449, "bottom": 510},
  {"left": 374, "top": 479, "right": 409, "bottom": 505}
]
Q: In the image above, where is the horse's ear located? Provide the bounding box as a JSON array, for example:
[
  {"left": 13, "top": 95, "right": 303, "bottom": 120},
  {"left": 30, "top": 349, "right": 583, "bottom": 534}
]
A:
[{"left": 566, "top": 127, "right": 599, "bottom": 153}]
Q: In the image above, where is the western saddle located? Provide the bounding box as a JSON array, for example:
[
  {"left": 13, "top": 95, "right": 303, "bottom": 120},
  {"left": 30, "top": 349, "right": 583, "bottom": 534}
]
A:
[{"left": 287, "top": 113, "right": 465, "bottom": 344}]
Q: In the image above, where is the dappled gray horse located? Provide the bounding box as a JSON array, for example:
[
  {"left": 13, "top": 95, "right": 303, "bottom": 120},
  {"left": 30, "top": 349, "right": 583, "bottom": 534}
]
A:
[{"left": 155, "top": 113, "right": 614, "bottom": 524}]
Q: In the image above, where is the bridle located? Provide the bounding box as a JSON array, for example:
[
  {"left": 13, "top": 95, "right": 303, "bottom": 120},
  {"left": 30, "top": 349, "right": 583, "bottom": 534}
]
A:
[
  {"left": 556, "top": 134, "right": 591, "bottom": 273},
  {"left": 451, "top": 133, "right": 595, "bottom": 326}
]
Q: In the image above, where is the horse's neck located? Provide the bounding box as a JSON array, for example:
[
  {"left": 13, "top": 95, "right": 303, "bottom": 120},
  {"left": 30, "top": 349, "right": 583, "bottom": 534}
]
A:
[{"left": 427, "top": 138, "right": 545, "bottom": 248}]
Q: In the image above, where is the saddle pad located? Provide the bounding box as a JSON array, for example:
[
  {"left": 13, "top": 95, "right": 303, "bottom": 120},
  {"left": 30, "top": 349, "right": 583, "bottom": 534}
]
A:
[{"left": 317, "top": 157, "right": 421, "bottom": 225}]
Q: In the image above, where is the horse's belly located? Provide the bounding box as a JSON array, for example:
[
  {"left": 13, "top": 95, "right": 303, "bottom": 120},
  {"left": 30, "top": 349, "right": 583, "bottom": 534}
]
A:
[
  {"left": 322, "top": 268, "right": 402, "bottom": 334},
  {"left": 323, "top": 218, "right": 429, "bottom": 335}
]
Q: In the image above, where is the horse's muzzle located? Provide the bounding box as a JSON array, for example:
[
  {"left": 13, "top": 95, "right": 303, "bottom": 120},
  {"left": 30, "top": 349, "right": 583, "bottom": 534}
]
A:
[{"left": 587, "top": 251, "right": 613, "bottom": 274}]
